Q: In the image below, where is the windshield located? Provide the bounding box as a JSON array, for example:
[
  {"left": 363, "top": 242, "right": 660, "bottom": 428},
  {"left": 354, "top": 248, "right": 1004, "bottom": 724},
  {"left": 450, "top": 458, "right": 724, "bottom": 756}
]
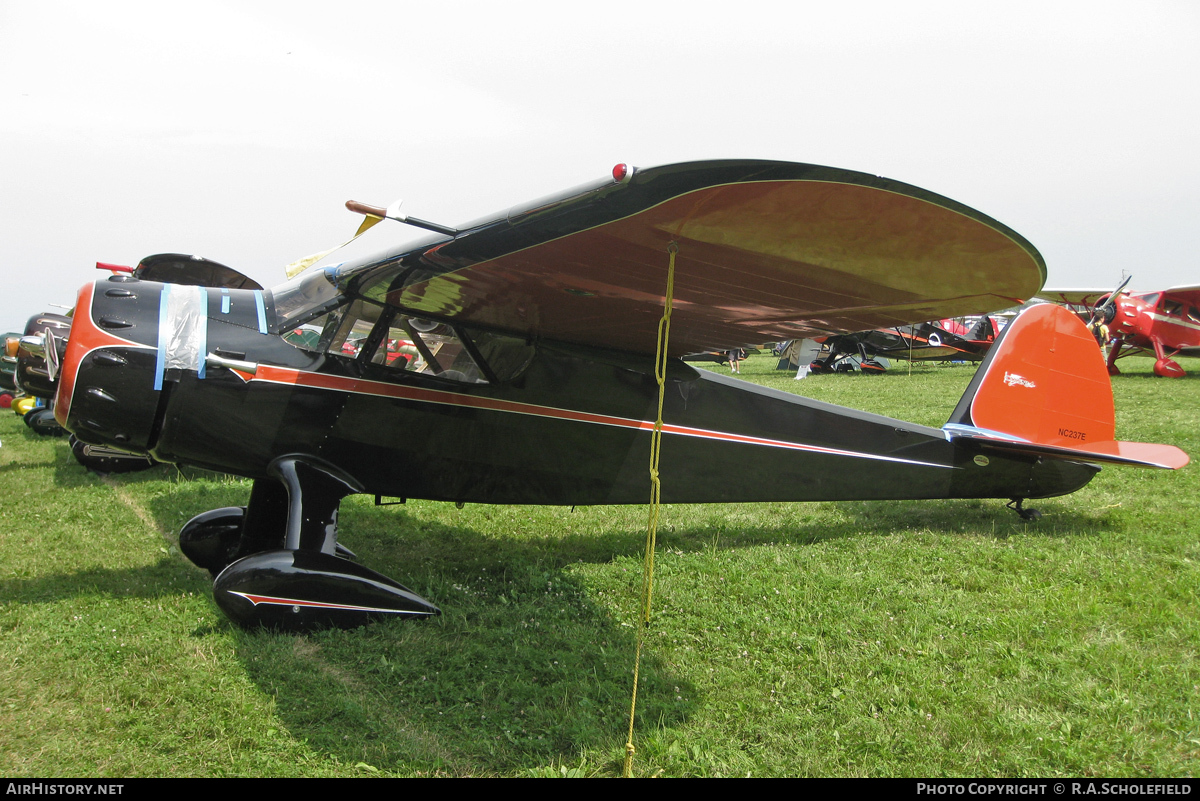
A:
[{"left": 267, "top": 268, "right": 344, "bottom": 331}]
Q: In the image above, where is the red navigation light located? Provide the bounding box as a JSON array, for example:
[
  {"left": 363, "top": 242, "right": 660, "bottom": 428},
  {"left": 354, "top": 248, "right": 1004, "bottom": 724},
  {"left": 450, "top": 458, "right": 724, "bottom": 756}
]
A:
[{"left": 612, "top": 163, "right": 634, "bottom": 184}]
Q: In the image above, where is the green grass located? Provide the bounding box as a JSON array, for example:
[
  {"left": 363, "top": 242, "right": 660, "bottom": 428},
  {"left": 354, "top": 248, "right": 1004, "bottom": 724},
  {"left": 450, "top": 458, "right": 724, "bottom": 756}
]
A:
[{"left": 1, "top": 355, "right": 1197, "bottom": 776}]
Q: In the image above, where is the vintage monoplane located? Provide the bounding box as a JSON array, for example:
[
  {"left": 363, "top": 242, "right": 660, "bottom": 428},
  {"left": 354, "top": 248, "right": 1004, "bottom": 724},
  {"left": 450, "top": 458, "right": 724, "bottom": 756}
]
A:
[
  {"left": 809, "top": 317, "right": 1000, "bottom": 374},
  {"left": 1039, "top": 283, "right": 1200, "bottom": 377},
  {"left": 28, "top": 160, "right": 1188, "bottom": 630}
]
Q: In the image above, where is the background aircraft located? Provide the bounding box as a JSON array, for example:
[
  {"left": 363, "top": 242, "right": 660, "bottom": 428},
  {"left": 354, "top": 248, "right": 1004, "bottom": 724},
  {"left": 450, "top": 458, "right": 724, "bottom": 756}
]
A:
[
  {"left": 1038, "top": 284, "right": 1200, "bottom": 377},
  {"left": 0, "top": 333, "right": 20, "bottom": 408},
  {"left": 24, "top": 160, "right": 1188, "bottom": 631},
  {"left": 784, "top": 315, "right": 1005, "bottom": 374}
]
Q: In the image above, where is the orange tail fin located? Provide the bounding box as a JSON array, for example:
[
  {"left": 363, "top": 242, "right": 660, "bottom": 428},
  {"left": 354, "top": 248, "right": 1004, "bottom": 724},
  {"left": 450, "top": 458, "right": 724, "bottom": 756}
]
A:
[{"left": 944, "top": 304, "right": 1188, "bottom": 469}]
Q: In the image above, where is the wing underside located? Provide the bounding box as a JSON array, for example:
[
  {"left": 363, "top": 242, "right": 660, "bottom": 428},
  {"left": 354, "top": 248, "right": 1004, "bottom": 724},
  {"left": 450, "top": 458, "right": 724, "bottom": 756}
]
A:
[
  {"left": 339, "top": 161, "right": 1047, "bottom": 357},
  {"left": 1036, "top": 289, "right": 1116, "bottom": 307}
]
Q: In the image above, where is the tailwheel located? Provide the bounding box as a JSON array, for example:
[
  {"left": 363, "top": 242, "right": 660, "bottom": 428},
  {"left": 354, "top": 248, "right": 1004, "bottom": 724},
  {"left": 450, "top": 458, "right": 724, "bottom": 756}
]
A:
[{"left": 1006, "top": 498, "right": 1042, "bottom": 521}]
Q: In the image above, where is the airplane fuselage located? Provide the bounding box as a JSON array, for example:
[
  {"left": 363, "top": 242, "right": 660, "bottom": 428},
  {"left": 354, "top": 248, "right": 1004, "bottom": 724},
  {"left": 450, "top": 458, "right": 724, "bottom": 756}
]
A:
[
  {"left": 58, "top": 275, "right": 1096, "bottom": 509},
  {"left": 1105, "top": 292, "right": 1200, "bottom": 376}
]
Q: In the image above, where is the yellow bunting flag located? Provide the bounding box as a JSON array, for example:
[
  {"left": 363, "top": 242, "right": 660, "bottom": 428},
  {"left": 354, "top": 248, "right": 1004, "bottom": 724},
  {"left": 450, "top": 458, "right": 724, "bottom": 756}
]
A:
[{"left": 283, "top": 214, "right": 384, "bottom": 279}]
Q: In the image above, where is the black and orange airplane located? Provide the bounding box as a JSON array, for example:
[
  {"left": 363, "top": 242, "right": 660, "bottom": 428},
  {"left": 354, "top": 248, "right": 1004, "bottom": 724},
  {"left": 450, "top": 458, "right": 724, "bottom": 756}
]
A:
[{"left": 22, "top": 160, "right": 1188, "bottom": 630}]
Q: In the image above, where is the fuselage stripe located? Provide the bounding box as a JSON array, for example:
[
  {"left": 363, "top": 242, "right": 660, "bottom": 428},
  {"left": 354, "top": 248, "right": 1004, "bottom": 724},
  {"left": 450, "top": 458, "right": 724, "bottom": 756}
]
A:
[
  {"left": 1144, "top": 311, "right": 1200, "bottom": 335},
  {"left": 245, "top": 365, "right": 950, "bottom": 469},
  {"left": 229, "top": 591, "right": 434, "bottom": 615}
]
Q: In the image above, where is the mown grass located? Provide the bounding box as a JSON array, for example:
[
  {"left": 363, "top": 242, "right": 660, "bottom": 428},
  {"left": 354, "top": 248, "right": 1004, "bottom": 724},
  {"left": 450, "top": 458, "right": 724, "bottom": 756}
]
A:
[{"left": 1, "top": 355, "right": 1197, "bottom": 777}]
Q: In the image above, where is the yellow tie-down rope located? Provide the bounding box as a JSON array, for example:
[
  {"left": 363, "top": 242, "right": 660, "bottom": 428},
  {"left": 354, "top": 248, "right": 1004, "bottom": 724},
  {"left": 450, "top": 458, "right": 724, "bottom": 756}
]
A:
[{"left": 623, "top": 241, "right": 678, "bottom": 778}]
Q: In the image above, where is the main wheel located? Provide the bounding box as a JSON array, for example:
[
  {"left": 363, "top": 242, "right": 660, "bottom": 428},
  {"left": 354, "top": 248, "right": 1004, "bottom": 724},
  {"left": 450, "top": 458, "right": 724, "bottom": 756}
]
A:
[{"left": 179, "top": 507, "right": 247, "bottom": 575}]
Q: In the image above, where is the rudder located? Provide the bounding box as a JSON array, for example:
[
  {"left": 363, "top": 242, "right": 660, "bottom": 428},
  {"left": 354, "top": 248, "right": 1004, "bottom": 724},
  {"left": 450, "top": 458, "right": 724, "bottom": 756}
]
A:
[{"left": 944, "top": 305, "right": 1187, "bottom": 470}]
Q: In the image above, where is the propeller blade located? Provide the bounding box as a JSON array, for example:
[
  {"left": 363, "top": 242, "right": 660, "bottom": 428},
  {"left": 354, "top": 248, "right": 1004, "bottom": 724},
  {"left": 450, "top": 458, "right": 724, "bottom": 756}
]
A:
[{"left": 1089, "top": 275, "right": 1132, "bottom": 326}]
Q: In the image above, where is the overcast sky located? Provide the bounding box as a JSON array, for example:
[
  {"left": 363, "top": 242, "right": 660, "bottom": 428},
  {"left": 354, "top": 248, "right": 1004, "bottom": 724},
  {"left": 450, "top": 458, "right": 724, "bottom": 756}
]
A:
[{"left": 1, "top": 0, "right": 1197, "bottom": 331}]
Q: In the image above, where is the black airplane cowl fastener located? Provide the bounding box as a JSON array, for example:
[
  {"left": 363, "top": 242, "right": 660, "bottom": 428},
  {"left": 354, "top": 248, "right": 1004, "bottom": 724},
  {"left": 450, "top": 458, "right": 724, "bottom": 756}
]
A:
[
  {"left": 84, "top": 387, "right": 118, "bottom": 403},
  {"left": 93, "top": 352, "right": 128, "bottom": 367},
  {"left": 97, "top": 317, "right": 133, "bottom": 330}
]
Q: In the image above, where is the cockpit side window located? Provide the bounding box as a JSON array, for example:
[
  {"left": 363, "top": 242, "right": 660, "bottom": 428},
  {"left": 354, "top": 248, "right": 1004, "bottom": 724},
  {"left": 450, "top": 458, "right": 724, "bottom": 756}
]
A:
[
  {"left": 280, "top": 293, "right": 534, "bottom": 385},
  {"left": 470, "top": 330, "right": 535, "bottom": 381},
  {"left": 392, "top": 317, "right": 487, "bottom": 384},
  {"left": 282, "top": 301, "right": 492, "bottom": 385},
  {"left": 327, "top": 299, "right": 384, "bottom": 358}
]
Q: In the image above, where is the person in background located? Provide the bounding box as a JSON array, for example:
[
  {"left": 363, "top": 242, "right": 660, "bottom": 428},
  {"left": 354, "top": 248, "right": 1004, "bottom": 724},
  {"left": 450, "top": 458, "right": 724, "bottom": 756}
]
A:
[{"left": 728, "top": 347, "right": 746, "bottom": 374}]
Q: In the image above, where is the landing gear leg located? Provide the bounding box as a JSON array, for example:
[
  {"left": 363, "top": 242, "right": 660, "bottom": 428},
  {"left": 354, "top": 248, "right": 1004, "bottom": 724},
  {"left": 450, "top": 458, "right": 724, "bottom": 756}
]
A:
[
  {"left": 1106, "top": 341, "right": 1122, "bottom": 376},
  {"left": 1007, "top": 498, "right": 1042, "bottom": 521},
  {"left": 178, "top": 474, "right": 292, "bottom": 575},
  {"left": 182, "top": 455, "right": 439, "bottom": 630}
]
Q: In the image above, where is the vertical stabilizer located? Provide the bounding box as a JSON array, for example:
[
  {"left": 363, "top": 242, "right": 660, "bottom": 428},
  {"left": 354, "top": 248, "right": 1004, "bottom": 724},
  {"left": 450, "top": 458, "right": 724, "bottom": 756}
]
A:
[{"left": 944, "top": 305, "right": 1188, "bottom": 469}]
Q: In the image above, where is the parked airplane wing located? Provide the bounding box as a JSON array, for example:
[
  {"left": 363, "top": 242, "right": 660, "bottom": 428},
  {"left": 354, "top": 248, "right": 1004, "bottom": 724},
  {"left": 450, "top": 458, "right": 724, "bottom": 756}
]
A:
[{"left": 336, "top": 160, "right": 1046, "bottom": 356}]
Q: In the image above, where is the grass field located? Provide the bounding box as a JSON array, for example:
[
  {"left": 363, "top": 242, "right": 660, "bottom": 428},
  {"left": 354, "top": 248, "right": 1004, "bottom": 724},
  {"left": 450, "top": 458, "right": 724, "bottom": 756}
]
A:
[{"left": 1, "top": 355, "right": 1197, "bottom": 777}]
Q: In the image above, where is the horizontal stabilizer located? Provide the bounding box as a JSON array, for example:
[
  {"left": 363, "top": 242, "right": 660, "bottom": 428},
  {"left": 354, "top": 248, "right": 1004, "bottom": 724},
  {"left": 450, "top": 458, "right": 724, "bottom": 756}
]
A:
[
  {"left": 944, "top": 424, "right": 1189, "bottom": 469},
  {"left": 945, "top": 304, "right": 1189, "bottom": 470}
]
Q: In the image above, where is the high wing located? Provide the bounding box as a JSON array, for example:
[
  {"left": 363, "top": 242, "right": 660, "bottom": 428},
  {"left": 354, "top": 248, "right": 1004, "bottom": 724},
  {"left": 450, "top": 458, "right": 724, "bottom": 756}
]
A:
[
  {"left": 1035, "top": 288, "right": 1118, "bottom": 307},
  {"left": 334, "top": 160, "right": 1046, "bottom": 357},
  {"left": 1039, "top": 286, "right": 1200, "bottom": 309},
  {"left": 1159, "top": 285, "right": 1200, "bottom": 307}
]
